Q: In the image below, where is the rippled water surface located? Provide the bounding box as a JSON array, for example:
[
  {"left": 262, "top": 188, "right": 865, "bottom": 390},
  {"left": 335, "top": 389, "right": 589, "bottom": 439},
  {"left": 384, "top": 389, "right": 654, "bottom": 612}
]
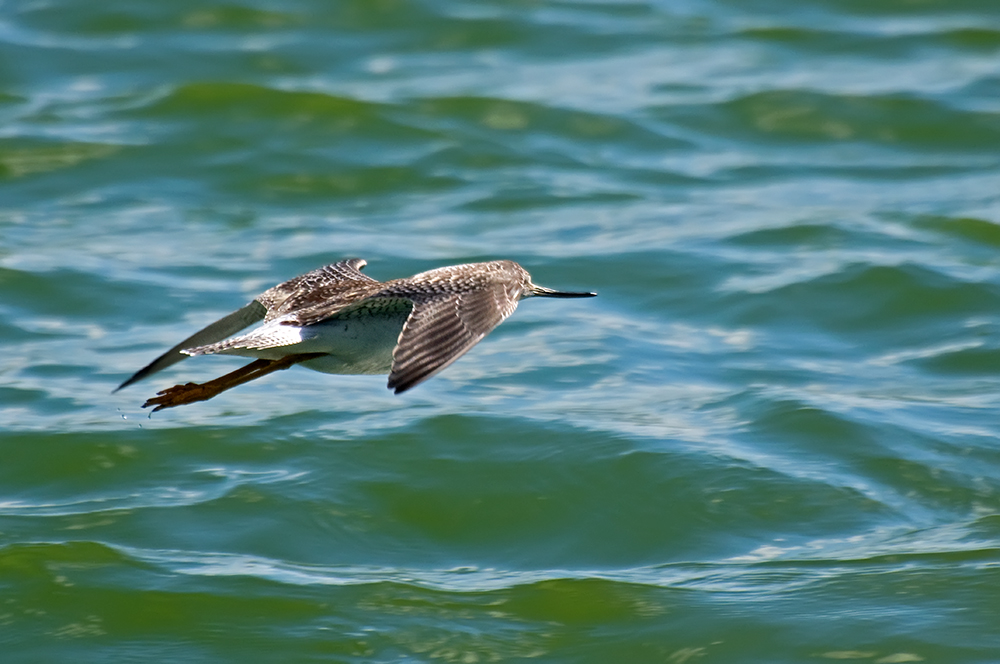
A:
[{"left": 3, "top": 0, "right": 1000, "bottom": 661}]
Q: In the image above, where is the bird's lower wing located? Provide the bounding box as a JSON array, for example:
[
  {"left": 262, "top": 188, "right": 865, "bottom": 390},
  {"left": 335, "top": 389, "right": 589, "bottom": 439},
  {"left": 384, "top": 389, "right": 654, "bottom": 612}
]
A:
[
  {"left": 115, "top": 300, "right": 266, "bottom": 391},
  {"left": 387, "top": 285, "right": 518, "bottom": 394}
]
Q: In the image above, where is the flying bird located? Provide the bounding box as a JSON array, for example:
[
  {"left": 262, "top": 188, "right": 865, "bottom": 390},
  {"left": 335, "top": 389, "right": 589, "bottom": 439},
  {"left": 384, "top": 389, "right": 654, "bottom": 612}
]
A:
[{"left": 117, "top": 259, "right": 596, "bottom": 411}]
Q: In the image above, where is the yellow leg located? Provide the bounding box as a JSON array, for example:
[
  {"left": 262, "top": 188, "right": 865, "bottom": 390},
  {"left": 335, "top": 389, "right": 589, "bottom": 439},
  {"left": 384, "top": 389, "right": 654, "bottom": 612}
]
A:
[{"left": 142, "top": 352, "right": 326, "bottom": 412}]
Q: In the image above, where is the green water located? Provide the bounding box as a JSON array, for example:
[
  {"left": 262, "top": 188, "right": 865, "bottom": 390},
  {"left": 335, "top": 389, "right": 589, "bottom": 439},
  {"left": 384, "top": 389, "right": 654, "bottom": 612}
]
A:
[{"left": 3, "top": 0, "right": 1000, "bottom": 662}]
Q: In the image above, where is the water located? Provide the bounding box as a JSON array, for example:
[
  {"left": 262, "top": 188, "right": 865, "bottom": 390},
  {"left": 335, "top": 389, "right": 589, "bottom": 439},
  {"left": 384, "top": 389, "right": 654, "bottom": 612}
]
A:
[{"left": 2, "top": 0, "right": 1000, "bottom": 661}]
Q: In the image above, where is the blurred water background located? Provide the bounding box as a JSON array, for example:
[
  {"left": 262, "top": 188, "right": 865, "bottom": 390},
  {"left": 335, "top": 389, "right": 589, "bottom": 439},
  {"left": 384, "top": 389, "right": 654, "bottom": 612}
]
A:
[{"left": 2, "top": 0, "right": 1000, "bottom": 661}]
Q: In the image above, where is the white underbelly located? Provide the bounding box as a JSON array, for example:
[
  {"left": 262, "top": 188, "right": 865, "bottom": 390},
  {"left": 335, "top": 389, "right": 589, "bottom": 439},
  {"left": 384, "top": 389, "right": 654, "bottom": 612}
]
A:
[{"left": 223, "top": 313, "right": 408, "bottom": 375}]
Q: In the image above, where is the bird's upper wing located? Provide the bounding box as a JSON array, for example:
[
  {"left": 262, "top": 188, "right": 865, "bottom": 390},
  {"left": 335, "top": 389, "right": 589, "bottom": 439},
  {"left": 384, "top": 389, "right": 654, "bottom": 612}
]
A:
[
  {"left": 117, "top": 259, "right": 379, "bottom": 390},
  {"left": 387, "top": 282, "right": 519, "bottom": 394},
  {"left": 261, "top": 258, "right": 380, "bottom": 322}
]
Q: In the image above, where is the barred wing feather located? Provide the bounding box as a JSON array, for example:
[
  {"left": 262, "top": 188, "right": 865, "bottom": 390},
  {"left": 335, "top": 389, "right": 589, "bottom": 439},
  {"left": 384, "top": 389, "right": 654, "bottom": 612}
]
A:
[{"left": 387, "top": 283, "right": 518, "bottom": 394}]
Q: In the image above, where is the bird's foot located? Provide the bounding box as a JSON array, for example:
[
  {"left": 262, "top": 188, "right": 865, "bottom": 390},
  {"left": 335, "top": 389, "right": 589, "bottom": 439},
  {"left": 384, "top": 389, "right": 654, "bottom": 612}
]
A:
[{"left": 143, "top": 382, "right": 218, "bottom": 412}]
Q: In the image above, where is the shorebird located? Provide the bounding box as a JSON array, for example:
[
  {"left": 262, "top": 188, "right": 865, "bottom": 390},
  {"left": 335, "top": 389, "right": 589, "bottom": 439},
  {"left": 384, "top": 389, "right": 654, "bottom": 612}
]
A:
[{"left": 117, "top": 259, "right": 596, "bottom": 411}]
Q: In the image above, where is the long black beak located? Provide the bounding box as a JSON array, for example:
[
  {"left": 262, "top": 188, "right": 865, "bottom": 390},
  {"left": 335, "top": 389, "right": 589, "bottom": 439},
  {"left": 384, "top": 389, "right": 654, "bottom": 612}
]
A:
[{"left": 532, "top": 286, "right": 597, "bottom": 298}]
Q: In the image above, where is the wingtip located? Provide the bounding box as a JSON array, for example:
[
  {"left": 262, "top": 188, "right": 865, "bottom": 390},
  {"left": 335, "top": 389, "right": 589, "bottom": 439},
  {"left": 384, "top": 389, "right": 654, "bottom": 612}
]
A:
[
  {"left": 387, "top": 376, "right": 416, "bottom": 394},
  {"left": 113, "top": 373, "right": 142, "bottom": 393}
]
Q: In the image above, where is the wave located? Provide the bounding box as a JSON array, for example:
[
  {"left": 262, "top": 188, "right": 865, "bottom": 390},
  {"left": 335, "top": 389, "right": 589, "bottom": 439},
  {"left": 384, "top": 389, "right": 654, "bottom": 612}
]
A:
[{"left": 4, "top": 514, "right": 997, "bottom": 594}]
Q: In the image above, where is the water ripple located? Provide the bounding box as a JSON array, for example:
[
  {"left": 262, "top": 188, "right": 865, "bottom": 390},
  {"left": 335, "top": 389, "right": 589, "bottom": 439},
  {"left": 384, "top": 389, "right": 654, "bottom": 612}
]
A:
[
  {"left": 3, "top": 0, "right": 1000, "bottom": 659},
  {"left": 89, "top": 521, "right": 1000, "bottom": 593}
]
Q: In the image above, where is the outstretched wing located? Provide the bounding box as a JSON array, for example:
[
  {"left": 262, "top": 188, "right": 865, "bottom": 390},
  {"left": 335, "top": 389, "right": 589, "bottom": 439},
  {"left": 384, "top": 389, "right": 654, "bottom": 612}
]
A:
[
  {"left": 115, "top": 300, "right": 266, "bottom": 391},
  {"left": 387, "top": 283, "right": 519, "bottom": 394},
  {"left": 117, "top": 258, "right": 378, "bottom": 390}
]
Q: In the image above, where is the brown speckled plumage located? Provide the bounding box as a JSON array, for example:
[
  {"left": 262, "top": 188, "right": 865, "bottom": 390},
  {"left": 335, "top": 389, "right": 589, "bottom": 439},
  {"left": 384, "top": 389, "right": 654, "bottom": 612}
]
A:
[{"left": 117, "top": 258, "right": 596, "bottom": 408}]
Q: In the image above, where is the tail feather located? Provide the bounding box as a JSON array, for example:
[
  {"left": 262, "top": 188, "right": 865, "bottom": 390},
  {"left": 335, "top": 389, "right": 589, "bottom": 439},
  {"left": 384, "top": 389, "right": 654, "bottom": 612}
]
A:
[{"left": 183, "top": 319, "right": 305, "bottom": 356}]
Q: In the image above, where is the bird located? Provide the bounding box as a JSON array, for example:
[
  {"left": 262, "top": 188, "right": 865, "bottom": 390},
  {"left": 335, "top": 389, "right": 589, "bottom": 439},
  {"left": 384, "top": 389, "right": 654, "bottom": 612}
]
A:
[{"left": 117, "top": 258, "right": 596, "bottom": 411}]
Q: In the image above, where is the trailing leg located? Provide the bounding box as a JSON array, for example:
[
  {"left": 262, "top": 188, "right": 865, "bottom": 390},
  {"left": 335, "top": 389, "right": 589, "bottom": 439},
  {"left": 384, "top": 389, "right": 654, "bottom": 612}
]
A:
[{"left": 142, "top": 353, "right": 325, "bottom": 412}]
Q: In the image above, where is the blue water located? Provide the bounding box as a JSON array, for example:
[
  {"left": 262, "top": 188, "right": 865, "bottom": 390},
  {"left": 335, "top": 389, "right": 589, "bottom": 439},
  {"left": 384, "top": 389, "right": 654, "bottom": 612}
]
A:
[{"left": 2, "top": 0, "right": 1000, "bottom": 662}]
